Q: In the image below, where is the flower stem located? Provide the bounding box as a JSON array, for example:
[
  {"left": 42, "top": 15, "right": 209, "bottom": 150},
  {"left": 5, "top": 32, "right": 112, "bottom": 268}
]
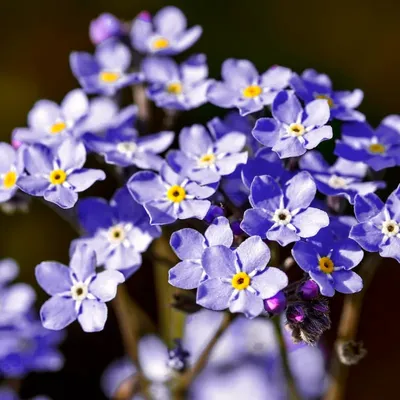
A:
[
  {"left": 272, "top": 317, "right": 303, "bottom": 400},
  {"left": 173, "top": 312, "right": 235, "bottom": 398},
  {"left": 323, "top": 253, "right": 381, "bottom": 400}
]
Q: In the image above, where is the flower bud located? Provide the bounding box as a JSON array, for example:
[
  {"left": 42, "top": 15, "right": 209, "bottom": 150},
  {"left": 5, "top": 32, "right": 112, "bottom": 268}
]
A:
[
  {"left": 286, "top": 304, "right": 305, "bottom": 323},
  {"left": 89, "top": 13, "right": 123, "bottom": 45},
  {"left": 263, "top": 291, "right": 287, "bottom": 314},
  {"left": 204, "top": 205, "right": 224, "bottom": 223},
  {"left": 298, "top": 280, "right": 319, "bottom": 300}
]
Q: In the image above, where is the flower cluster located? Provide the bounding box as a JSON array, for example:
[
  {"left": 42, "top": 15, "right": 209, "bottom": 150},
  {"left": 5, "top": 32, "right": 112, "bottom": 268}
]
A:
[{"left": 1, "top": 4, "right": 399, "bottom": 399}]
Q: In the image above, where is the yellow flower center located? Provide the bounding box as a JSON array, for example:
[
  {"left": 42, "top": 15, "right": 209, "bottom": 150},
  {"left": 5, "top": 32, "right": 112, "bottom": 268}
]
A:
[
  {"left": 152, "top": 37, "right": 170, "bottom": 50},
  {"left": 49, "top": 121, "right": 67, "bottom": 135},
  {"left": 198, "top": 153, "right": 216, "bottom": 167},
  {"left": 166, "top": 82, "right": 183, "bottom": 95},
  {"left": 166, "top": 185, "right": 186, "bottom": 203},
  {"left": 242, "top": 85, "right": 262, "bottom": 98},
  {"left": 108, "top": 225, "right": 126, "bottom": 243},
  {"left": 49, "top": 169, "right": 67, "bottom": 185},
  {"left": 99, "top": 71, "right": 121, "bottom": 83},
  {"left": 319, "top": 257, "right": 334, "bottom": 274},
  {"left": 3, "top": 171, "right": 17, "bottom": 189},
  {"left": 287, "top": 123, "right": 305, "bottom": 137},
  {"left": 368, "top": 143, "right": 385, "bottom": 154},
  {"left": 231, "top": 272, "right": 251, "bottom": 290},
  {"left": 315, "top": 94, "right": 335, "bottom": 108}
]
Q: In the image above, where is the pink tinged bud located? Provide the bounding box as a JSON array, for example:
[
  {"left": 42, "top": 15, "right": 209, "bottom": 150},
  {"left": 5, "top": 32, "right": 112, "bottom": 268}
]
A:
[
  {"left": 137, "top": 11, "right": 152, "bottom": 22},
  {"left": 298, "top": 280, "right": 319, "bottom": 300},
  {"left": 89, "top": 13, "right": 123, "bottom": 45},
  {"left": 263, "top": 291, "right": 287, "bottom": 314},
  {"left": 11, "top": 138, "right": 22, "bottom": 150},
  {"left": 230, "top": 220, "right": 244, "bottom": 236},
  {"left": 286, "top": 305, "right": 305, "bottom": 323}
]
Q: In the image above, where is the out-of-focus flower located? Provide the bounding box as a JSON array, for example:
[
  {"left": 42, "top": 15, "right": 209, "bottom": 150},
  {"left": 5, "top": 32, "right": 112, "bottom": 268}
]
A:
[
  {"left": 36, "top": 243, "right": 124, "bottom": 332},
  {"left": 89, "top": 13, "right": 123, "bottom": 45},
  {"left": 142, "top": 54, "right": 212, "bottom": 110},
  {"left": 17, "top": 139, "right": 105, "bottom": 209},
  {"left": 130, "top": 7, "right": 202, "bottom": 55},
  {"left": 290, "top": 68, "right": 365, "bottom": 121},
  {"left": 0, "top": 143, "right": 24, "bottom": 203},
  {"left": 299, "top": 151, "right": 385, "bottom": 204},
  {"left": 75, "top": 187, "right": 160, "bottom": 279},
  {"left": 335, "top": 120, "right": 400, "bottom": 171},
  {"left": 252, "top": 91, "right": 333, "bottom": 158},
  {"left": 70, "top": 41, "right": 143, "bottom": 96}
]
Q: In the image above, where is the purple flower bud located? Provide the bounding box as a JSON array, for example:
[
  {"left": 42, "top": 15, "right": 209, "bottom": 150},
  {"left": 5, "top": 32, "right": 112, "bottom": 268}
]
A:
[
  {"left": 263, "top": 291, "right": 287, "bottom": 314},
  {"left": 137, "top": 10, "right": 152, "bottom": 22},
  {"left": 230, "top": 220, "right": 244, "bottom": 235},
  {"left": 204, "top": 205, "right": 224, "bottom": 223},
  {"left": 298, "top": 280, "right": 319, "bottom": 300},
  {"left": 89, "top": 13, "right": 123, "bottom": 45},
  {"left": 286, "top": 304, "right": 305, "bottom": 324}
]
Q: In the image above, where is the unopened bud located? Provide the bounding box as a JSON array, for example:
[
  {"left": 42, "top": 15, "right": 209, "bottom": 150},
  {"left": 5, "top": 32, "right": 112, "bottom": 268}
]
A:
[{"left": 264, "top": 291, "right": 287, "bottom": 314}]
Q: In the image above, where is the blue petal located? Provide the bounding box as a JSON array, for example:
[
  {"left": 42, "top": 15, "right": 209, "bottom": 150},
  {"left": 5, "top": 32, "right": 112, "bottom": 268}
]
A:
[
  {"left": 17, "top": 176, "right": 50, "bottom": 197},
  {"left": 78, "top": 198, "right": 113, "bottom": 235},
  {"left": 69, "top": 243, "right": 96, "bottom": 282},
  {"left": 179, "top": 124, "right": 213, "bottom": 157},
  {"left": 291, "top": 241, "right": 319, "bottom": 273},
  {"left": 168, "top": 260, "right": 204, "bottom": 290},
  {"left": 201, "top": 246, "right": 236, "bottom": 278},
  {"left": 196, "top": 278, "right": 232, "bottom": 311},
  {"left": 40, "top": 296, "right": 77, "bottom": 330},
  {"left": 354, "top": 193, "right": 384, "bottom": 222},
  {"left": 349, "top": 222, "right": 382, "bottom": 252},
  {"left": 144, "top": 200, "right": 176, "bottom": 225},
  {"left": 284, "top": 171, "right": 316, "bottom": 211},
  {"left": 127, "top": 171, "right": 166, "bottom": 204},
  {"left": 241, "top": 208, "right": 274, "bottom": 239},
  {"left": 44, "top": 185, "right": 78, "bottom": 209},
  {"left": 178, "top": 199, "right": 211, "bottom": 221},
  {"left": 35, "top": 262, "right": 72, "bottom": 295},
  {"left": 249, "top": 175, "right": 282, "bottom": 212},
  {"left": 332, "top": 270, "right": 363, "bottom": 294},
  {"left": 204, "top": 216, "right": 233, "bottom": 247},
  {"left": 170, "top": 228, "right": 205, "bottom": 260},
  {"left": 379, "top": 236, "right": 400, "bottom": 262},
  {"left": 235, "top": 236, "right": 270, "bottom": 274},
  {"left": 272, "top": 136, "right": 306, "bottom": 158},
  {"left": 292, "top": 208, "right": 329, "bottom": 238},
  {"left": 331, "top": 239, "right": 364, "bottom": 269},
  {"left": 78, "top": 299, "right": 108, "bottom": 332},
  {"left": 70, "top": 52, "right": 100, "bottom": 78},
  {"left": 228, "top": 290, "right": 264, "bottom": 319},
  {"left": 252, "top": 117, "right": 280, "bottom": 147},
  {"left": 67, "top": 168, "right": 106, "bottom": 192},
  {"left": 267, "top": 225, "right": 300, "bottom": 246},
  {"left": 309, "top": 271, "right": 335, "bottom": 297},
  {"left": 272, "top": 90, "right": 302, "bottom": 125},
  {"left": 250, "top": 267, "right": 288, "bottom": 299},
  {"left": 89, "top": 270, "right": 124, "bottom": 301}
]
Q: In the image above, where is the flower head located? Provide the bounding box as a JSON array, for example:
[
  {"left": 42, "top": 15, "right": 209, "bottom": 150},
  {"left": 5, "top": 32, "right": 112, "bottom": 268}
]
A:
[
  {"left": 292, "top": 228, "right": 364, "bottom": 297},
  {"left": 12, "top": 89, "right": 89, "bottom": 148},
  {"left": 335, "top": 120, "right": 400, "bottom": 171},
  {"left": 128, "top": 163, "right": 217, "bottom": 225},
  {"left": 168, "top": 217, "right": 233, "bottom": 290},
  {"left": 196, "top": 236, "right": 288, "bottom": 319},
  {"left": 241, "top": 172, "right": 329, "bottom": 246},
  {"left": 300, "top": 151, "right": 385, "bottom": 204},
  {"left": 70, "top": 41, "right": 143, "bottom": 96},
  {"left": 36, "top": 243, "right": 124, "bottom": 332},
  {"left": 142, "top": 54, "right": 212, "bottom": 110},
  {"left": 350, "top": 187, "right": 400, "bottom": 262},
  {"left": 17, "top": 139, "right": 105, "bottom": 209},
  {"left": 252, "top": 90, "right": 333, "bottom": 158},
  {"left": 290, "top": 68, "right": 365, "bottom": 121},
  {"left": 208, "top": 60, "right": 292, "bottom": 116},
  {"left": 167, "top": 124, "right": 247, "bottom": 183},
  {"left": 75, "top": 187, "right": 161, "bottom": 278},
  {"left": 130, "top": 7, "right": 202, "bottom": 55},
  {"left": 89, "top": 13, "right": 123, "bottom": 45},
  {"left": 0, "top": 143, "right": 24, "bottom": 203}
]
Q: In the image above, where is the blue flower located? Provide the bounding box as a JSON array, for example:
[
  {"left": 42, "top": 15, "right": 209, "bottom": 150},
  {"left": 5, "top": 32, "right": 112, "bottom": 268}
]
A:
[
  {"left": 167, "top": 124, "right": 247, "bottom": 183},
  {"left": 241, "top": 172, "right": 329, "bottom": 246},
  {"left": 0, "top": 143, "right": 24, "bottom": 203},
  {"left": 252, "top": 90, "right": 333, "bottom": 158},
  {"left": 130, "top": 7, "right": 202, "bottom": 55},
  {"left": 299, "top": 151, "right": 385, "bottom": 204},
  {"left": 75, "top": 187, "right": 161, "bottom": 278},
  {"left": 292, "top": 229, "right": 364, "bottom": 297},
  {"left": 12, "top": 89, "right": 89, "bottom": 148},
  {"left": 0, "top": 321, "right": 65, "bottom": 377},
  {"left": 84, "top": 105, "right": 174, "bottom": 170},
  {"left": 196, "top": 236, "right": 288, "bottom": 319},
  {"left": 290, "top": 68, "right": 365, "bottom": 121},
  {"left": 89, "top": 13, "right": 123, "bottom": 45},
  {"left": 17, "top": 138, "right": 105, "bottom": 209},
  {"left": 350, "top": 188, "right": 400, "bottom": 262},
  {"left": 0, "top": 386, "right": 49, "bottom": 400},
  {"left": 168, "top": 217, "right": 233, "bottom": 289},
  {"left": 70, "top": 41, "right": 143, "bottom": 96},
  {"left": 128, "top": 163, "right": 217, "bottom": 225},
  {"left": 335, "top": 120, "right": 400, "bottom": 171},
  {"left": 0, "top": 258, "right": 19, "bottom": 287},
  {"left": 36, "top": 243, "right": 124, "bottom": 332},
  {"left": 142, "top": 54, "right": 212, "bottom": 110},
  {"left": 208, "top": 60, "right": 292, "bottom": 116}
]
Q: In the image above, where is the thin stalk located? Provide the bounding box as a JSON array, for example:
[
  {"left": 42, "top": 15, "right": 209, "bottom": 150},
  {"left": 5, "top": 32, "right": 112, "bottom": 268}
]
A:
[
  {"left": 272, "top": 317, "right": 302, "bottom": 400},
  {"left": 324, "top": 253, "right": 381, "bottom": 400}
]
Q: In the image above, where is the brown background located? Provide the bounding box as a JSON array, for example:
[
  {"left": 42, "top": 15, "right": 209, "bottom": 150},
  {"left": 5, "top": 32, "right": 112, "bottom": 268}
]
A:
[{"left": 0, "top": 0, "right": 399, "bottom": 398}]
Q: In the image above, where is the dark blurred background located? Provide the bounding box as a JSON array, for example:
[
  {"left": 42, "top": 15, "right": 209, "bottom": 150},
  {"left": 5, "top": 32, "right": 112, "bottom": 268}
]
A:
[{"left": 0, "top": 0, "right": 399, "bottom": 398}]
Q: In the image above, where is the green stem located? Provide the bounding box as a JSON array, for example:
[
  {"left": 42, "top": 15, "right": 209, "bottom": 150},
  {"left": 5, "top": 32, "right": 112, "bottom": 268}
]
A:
[{"left": 272, "top": 317, "right": 302, "bottom": 400}]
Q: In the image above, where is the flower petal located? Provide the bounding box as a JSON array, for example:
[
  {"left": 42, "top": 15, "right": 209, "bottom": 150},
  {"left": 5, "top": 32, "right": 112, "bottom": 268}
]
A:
[
  {"left": 196, "top": 278, "right": 233, "bottom": 311},
  {"left": 201, "top": 246, "right": 236, "bottom": 278},
  {"left": 284, "top": 171, "right": 316, "bottom": 211},
  {"left": 272, "top": 91, "right": 302, "bottom": 125},
  {"left": 170, "top": 228, "right": 205, "bottom": 260},
  {"left": 78, "top": 299, "right": 108, "bottom": 332},
  {"left": 309, "top": 271, "right": 335, "bottom": 297},
  {"left": 354, "top": 193, "right": 384, "bottom": 222},
  {"left": 69, "top": 242, "right": 96, "bottom": 282},
  {"left": 89, "top": 270, "right": 124, "bottom": 302},
  {"left": 241, "top": 208, "right": 274, "bottom": 239},
  {"left": 204, "top": 216, "right": 233, "bottom": 247},
  {"left": 228, "top": 290, "right": 264, "bottom": 319},
  {"left": 35, "top": 262, "right": 72, "bottom": 295},
  {"left": 291, "top": 241, "right": 319, "bottom": 273},
  {"left": 332, "top": 270, "right": 363, "bottom": 294},
  {"left": 57, "top": 139, "right": 86, "bottom": 170},
  {"left": 349, "top": 222, "right": 382, "bottom": 252},
  {"left": 302, "top": 99, "right": 330, "bottom": 127},
  {"left": 61, "top": 89, "right": 89, "bottom": 123},
  {"left": 250, "top": 175, "right": 282, "bottom": 212},
  {"left": 292, "top": 208, "right": 329, "bottom": 238},
  {"left": 250, "top": 267, "right": 288, "bottom": 298},
  {"left": 168, "top": 260, "right": 204, "bottom": 290},
  {"left": 235, "top": 236, "right": 270, "bottom": 274},
  {"left": 67, "top": 168, "right": 106, "bottom": 192},
  {"left": 128, "top": 171, "right": 166, "bottom": 204},
  {"left": 44, "top": 185, "right": 78, "bottom": 209},
  {"left": 40, "top": 296, "right": 77, "bottom": 330}
]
